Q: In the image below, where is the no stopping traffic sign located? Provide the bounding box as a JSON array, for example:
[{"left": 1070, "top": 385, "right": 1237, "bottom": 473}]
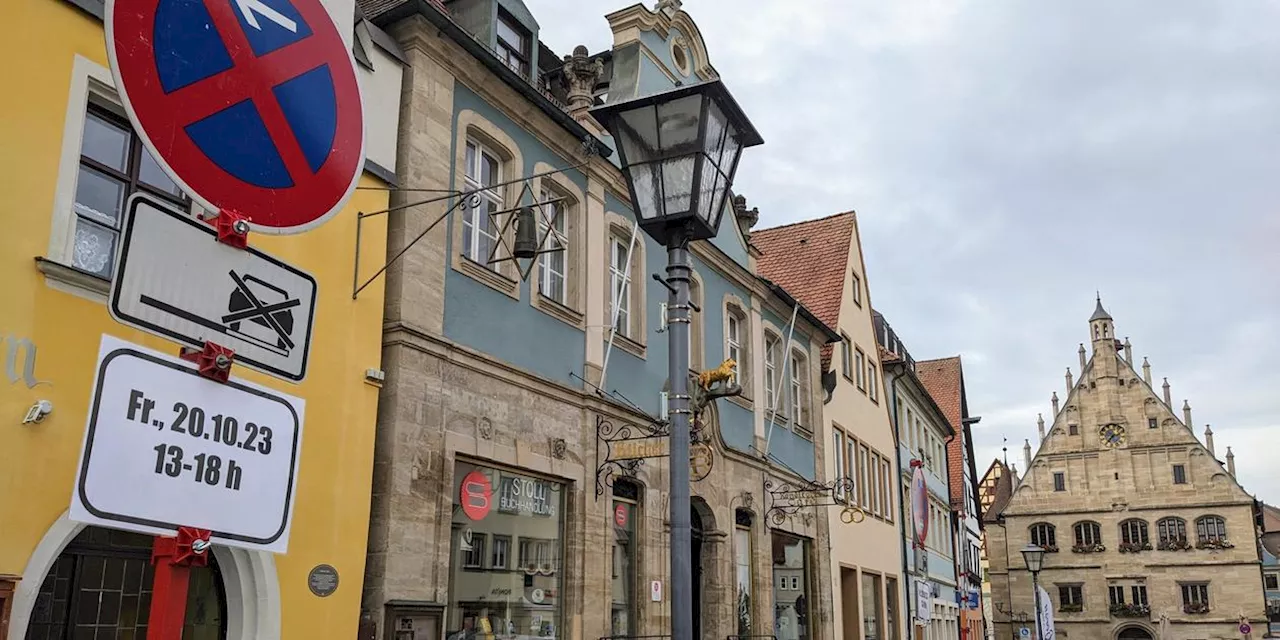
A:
[{"left": 106, "top": 0, "right": 365, "bottom": 234}]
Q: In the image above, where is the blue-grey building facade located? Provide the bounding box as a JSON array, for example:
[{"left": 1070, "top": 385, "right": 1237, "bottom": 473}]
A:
[
  {"left": 876, "top": 313, "right": 961, "bottom": 640},
  {"left": 356, "top": 2, "right": 842, "bottom": 639}
]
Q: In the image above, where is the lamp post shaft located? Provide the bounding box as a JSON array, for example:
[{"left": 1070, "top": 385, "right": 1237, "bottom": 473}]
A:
[
  {"left": 667, "top": 227, "right": 694, "bottom": 640},
  {"left": 1031, "top": 570, "right": 1042, "bottom": 640}
]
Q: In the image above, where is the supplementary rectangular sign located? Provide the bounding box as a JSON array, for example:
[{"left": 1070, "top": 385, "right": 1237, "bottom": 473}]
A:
[
  {"left": 70, "top": 334, "right": 305, "bottom": 553},
  {"left": 109, "top": 193, "right": 317, "bottom": 382}
]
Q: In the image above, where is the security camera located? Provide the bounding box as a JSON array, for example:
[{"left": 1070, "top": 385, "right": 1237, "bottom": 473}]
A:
[{"left": 22, "top": 400, "right": 53, "bottom": 425}]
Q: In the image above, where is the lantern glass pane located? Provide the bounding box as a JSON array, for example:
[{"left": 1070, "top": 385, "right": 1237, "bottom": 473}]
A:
[
  {"left": 655, "top": 94, "right": 702, "bottom": 154},
  {"left": 709, "top": 130, "right": 741, "bottom": 228},
  {"left": 660, "top": 156, "right": 695, "bottom": 215},
  {"left": 619, "top": 105, "right": 660, "bottom": 159},
  {"left": 696, "top": 100, "right": 728, "bottom": 224},
  {"left": 629, "top": 162, "right": 661, "bottom": 221}
]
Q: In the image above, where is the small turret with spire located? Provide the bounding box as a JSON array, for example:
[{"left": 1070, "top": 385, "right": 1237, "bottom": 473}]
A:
[
  {"left": 1162, "top": 378, "right": 1172, "bottom": 407},
  {"left": 1123, "top": 337, "right": 1132, "bottom": 364},
  {"left": 1024, "top": 439, "right": 1032, "bottom": 471},
  {"left": 1142, "top": 357, "right": 1152, "bottom": 385},
  {"left": 1078, "top": 344, "right": 1087, "bottom": 373},
  {"left": 1089, "top": 294, "right": 1119, "bottom": 378},
  {"left": 1037, "top": 413, "right": 1046, "bottom": 441},
  {"left": 1051, "top": 391, "right": 1060, "bottom": 415},
  {"left": 1204, "top": 423, "right": 1215, "bottom": 457},
  {"left": 1226, "top": 446, "right": 1236, "bottom": 478},
  {"left": 1183, "top": 400, "right": 1193, "bottom": 430}
]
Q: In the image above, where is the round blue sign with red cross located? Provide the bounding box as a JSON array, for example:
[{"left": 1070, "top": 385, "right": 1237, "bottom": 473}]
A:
[{"left": 106, "top": 0, "right": 364, "bottom": 234}]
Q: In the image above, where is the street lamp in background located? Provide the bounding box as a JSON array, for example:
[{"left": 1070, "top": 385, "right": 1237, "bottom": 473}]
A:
[
  {"left": 1021, "top": 544, "right": 1047, "bottom": 640},
  {"left": 591, "top": 79, "right": 763, "bottom": 640}
]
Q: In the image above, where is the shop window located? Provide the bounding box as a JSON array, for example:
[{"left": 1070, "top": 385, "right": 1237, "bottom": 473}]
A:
[
  {"left": 862, "top": 572, "right": 883, "bottom": 640},
  {"left": 771, "top": 533, "right": 811, "bottom": 640},
  {"left": 449, "top": 461, "right": 564, "bottom": 639},
  {"left": 23, "top": 526, "right": 224, "bottom": 639},
  {"left": 734, "top": 510, "right": 754, "bottom": 637},
  {"left": 611, "top": 480, "right": 640, "bottom": 636}
]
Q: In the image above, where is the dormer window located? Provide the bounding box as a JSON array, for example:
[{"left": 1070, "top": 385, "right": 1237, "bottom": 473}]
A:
[{"left": 496, "top": 10, "right": 531, "bottom": 77}]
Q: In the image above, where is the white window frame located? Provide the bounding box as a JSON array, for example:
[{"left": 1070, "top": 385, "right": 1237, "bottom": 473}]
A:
[
  {"left": 764, "top": 334, "right": 780, "bottom": 415},
  {"left": 855, "top": 347, "right": 866, "bottom": 391},
  {"left": 868, "top": 362, "right": 878, "bottom": 401},
  {"left": 609, "top": 236, "right": 631, "bottom": 338},
  {"left": 833, "top": 428, "right": 846, "bottom": 500},
  {"left": 462, "top": 137, "right": 504, "bottom": 268},
  {"left": 727, "top": 313, "right": 742, "bottom": 371},
  {"left": 536, "top": 187, "right": 568, "bottom": 304},
  {"left": 789, "top": 352, "right": 804, "bottom": 427}
]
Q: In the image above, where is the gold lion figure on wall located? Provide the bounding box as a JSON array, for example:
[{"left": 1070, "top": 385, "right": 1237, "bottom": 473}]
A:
[{"left": 698, "top": 358, "right": 737, "bottom": 390}]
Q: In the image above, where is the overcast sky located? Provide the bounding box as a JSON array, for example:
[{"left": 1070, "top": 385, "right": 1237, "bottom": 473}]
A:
[{"left": 526, "top": 0, "right": 1280, "bottom": 504}]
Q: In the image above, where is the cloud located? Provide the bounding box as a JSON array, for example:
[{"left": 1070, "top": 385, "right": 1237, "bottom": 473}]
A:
[{"left": 526, "top": 0, "right": 1280, "bottom": 503}]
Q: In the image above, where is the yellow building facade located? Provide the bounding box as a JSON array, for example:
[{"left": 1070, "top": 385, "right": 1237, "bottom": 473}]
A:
[{"left": 0, "top": 0, "right": 405, "bottom": 636}]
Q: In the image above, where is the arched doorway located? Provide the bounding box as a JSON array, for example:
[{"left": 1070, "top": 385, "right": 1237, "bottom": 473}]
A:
[
  {"left": 1117, "top": 626, "right": 1155, "bottom": 640},
  {"left": 22, "top": 526, "right": 226, "bottom": 639}
]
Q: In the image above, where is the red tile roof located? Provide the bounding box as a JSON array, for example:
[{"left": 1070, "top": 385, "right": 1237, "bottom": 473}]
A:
[
  {"left": 753, "top": 212, "right": 857, "bottom": 369},
  {"left": 917, "top": 356, "right": 967, "bottom": 508}
]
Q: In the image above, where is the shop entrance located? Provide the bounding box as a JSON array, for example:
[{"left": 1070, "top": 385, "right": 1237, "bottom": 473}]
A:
[
  {"left": 692, "top": 504, "right": 705, "bottom": 640},
  {"left": 22, "top": 526, "right": 226, "bottom": 639}
]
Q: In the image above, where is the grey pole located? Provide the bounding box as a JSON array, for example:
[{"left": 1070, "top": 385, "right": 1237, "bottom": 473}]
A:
[
  {"left": 666, "top": 226, "right": 693, "bottom": 640},
  {"left": 1031, "top": 569, "right": 1042, "bottom": 640}
]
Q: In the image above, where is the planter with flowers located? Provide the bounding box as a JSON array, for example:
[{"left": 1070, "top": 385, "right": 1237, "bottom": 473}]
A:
[
  {"left": 1118, "top": 542, "right": 1152, "bottom": 554},
  {"left": 1196, "top": 538, "right": 1234, "bottom": 550},
  {"left": 1183, "top": 602, "right": 1209, "bottom": 615},
  {"left": 1072, "top": 543, "right": 1105, "bottom": 554},
  {"left": 1158, "top": 538, "right": 1193, "bottom": 551},
  {"left": 1110, "top": 603, "right": 1151, "bottom": 618}
]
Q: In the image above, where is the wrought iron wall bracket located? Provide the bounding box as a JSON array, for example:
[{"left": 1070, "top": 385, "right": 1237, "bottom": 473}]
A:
[
  {"left": 763, "top": 476, "right": 857, "bottom": 526},
  {"left": 594, "top": 414, "right": 670, "bottom": 498}
]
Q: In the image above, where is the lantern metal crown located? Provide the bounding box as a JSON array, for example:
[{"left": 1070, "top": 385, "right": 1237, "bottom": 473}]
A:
[{"left": 589, "top": 79, "right": 763, "bottom": 246}]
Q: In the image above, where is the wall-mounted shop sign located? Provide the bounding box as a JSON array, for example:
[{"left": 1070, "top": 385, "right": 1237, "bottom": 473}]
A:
[
  {"left": 497, "top": 475, "right": 557, "bottom": 517},
  {"left": 612, "top": 437, "right": 668, "bottom": 460},
  {"left": 2, "top": 334, "right": 46, "bottom": 388}
]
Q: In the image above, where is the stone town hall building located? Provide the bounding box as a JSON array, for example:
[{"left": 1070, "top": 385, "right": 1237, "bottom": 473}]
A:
[{"left": 986, "top": 299, "right": 1266, "bottom": 640}]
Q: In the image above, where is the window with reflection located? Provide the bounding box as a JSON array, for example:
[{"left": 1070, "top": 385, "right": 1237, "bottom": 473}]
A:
[
  {"left": 449, "top": 461, "right": 563, "bottom": 639},
  {"left": 771, "top": 532, "right": 811, "bottom": 640},
  {"left": 1157, "top": 517, "right": 1188, "bottom": 549},
  {"left": 1195, "top": 515, "right": 1227, "bottom": 545},
  {"left": 1029, "top": 523, "right": 1057, "bottom": 551},
  {"left": 72, "top": 104, "right": 187, "bottom": 279},
  {"left": 611, "top": 480, "right": 639, "bottom": 636},
  {"left": 1073, "top": 521, "right": 1102, "bottom": 548},
  {"left": 734, "top": 509, "right": 754, "bottom": 637}
]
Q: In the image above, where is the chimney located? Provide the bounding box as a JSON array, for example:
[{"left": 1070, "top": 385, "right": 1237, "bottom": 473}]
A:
[
  {"left": 1065, "top": 368, "right": 1074, "bottom": 391},
  {"left": 1162, "top": 378, "right": 1172, "bottom": 407},
  {"left": 1204, "top": 423, "right": 1215, "bottom": 458},
  {"left": 563, "top": 45, "right": 604, "bottom": 119},
  {"left": 1142, "top": 357, "right": 1151, "bottom": 386},
  {"left": 1226, "top": 446, "right": 1236, "bottom": 478},
  {"left": 1024, "top": 439, "right": 1032, "bottom": 471},
  {"left": 1123, "top": 337, "right": 1133, "bottom": 363},
  {"left": 1051, "top": 392, "right": 1060, "bottom": 416},
  {"left": 1182, "top": 400, "right": 1193, "bottom": 430},
  {"left": 1078, "top": 344, "right": 1087, "bottom": 373},
  {"left": 1037, "top": 413, "right": 1046, "bottom": 441}
]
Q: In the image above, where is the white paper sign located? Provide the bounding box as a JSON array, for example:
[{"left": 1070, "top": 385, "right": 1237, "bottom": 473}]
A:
[
  {"left": 70, "top": 334, "right": 304, "bottom": 553},
  {"left": 650, "top": 580, "right": 662, "bottom": 602},
  {"left": 915, "top": 580, "right": 933, "bottom": 622}
]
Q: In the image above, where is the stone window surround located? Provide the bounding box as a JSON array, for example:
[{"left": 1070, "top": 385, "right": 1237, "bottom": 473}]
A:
[
  {"left": 1029, "top": 522, "right": 1058, "bottom": 551},
  {"left": 529, "top": 160, "right": 586, "bottom": 329},
  {"left": 687, "top": 269, "right": 705, "bottom": 372},
  {"left": 604, "top": 211, "right": 646, "bottom": 358},
  {"left": 722, "top": 294, "right": 753, "bottom": 409},
  {"left": 451, "top": 109, "right": 524, "bottom": 299},
  {"left": 762, "top": 327, "right": 784, "bottom": 420}
]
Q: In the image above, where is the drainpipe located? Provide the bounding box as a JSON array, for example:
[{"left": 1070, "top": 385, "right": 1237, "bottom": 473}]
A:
[{"left": 886, "top": 364, "right": 914, "bottom": 640}]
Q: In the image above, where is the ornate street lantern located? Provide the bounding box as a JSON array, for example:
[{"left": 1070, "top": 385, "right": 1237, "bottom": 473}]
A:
[
  {"left": 590, "top": 79, "right": 764, "bottom": 246},
  {"left": 1021, "top": 544, "right": 1046, "bottom": 572}
]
